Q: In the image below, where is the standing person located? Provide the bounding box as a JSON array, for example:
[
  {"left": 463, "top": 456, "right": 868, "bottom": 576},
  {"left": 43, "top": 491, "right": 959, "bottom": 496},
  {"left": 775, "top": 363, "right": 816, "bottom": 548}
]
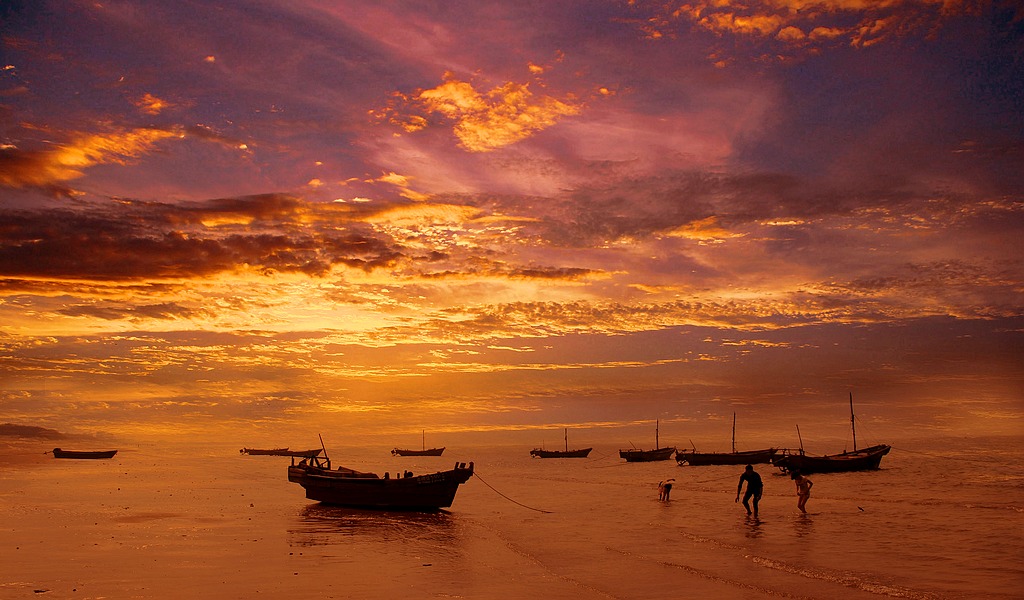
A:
[
  {"left": 792, "top": 471, "right": 813, "bottom": 513},
  {"left": 735, "top": 464, "right": 763, "bottom": 516}
]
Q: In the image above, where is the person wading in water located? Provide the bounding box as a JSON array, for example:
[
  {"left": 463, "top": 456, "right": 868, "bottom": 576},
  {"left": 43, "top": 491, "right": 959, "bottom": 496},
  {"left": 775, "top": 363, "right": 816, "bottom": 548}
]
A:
[{"left": 736, "top": 464, "right": 763, "bottom": 517}]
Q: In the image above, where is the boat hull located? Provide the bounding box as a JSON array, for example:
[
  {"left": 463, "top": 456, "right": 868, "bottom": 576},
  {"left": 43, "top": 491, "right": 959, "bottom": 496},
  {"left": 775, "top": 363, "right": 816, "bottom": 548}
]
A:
[
  {"left": 52, "top": 448, "right": 117, "bottom": 459},
  {"left": 288, "top": 461, "right": 473, "bottom": 510},
  {"left": 391, "top": 447, "right": 445, "bottom": 457},
  {"left": 243, "top": 448, "right": 322, "bottom": 457},
  {"left": 619, "top": 447, "right": 676, "bottom": 462},
  {"left": 676, "top": 448, "right": 777, "bottom": 466},
  {"left": 772, "top": 444, "right": 891, "bottom": 474},
  {"left": 530, "top": 448, "right": 592, "bottom": 458}
]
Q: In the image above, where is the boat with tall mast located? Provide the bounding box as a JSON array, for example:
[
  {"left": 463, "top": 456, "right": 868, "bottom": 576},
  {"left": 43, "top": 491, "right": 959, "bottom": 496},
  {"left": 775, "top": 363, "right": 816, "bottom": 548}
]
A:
[
  {"left": 392, "top": 430, "right": 445, "bottom": 457},
  {"left": 530, "top": 428, "right": 592, "bottom": 458},
  {"left": 676, "top": 413, "right": 777, "bottom": 466},
  {"left": 619, "top": 420, "right": 675, "bottom": 462},
  {"left": 772, "top": 393, "right": 891, "bottom": 474}
]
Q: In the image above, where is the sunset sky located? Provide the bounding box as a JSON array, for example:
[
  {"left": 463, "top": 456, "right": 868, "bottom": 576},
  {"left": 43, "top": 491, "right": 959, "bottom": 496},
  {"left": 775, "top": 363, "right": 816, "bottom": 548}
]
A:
[{"left": 1, "top": 1, "right": 1021, "bottom": 445}]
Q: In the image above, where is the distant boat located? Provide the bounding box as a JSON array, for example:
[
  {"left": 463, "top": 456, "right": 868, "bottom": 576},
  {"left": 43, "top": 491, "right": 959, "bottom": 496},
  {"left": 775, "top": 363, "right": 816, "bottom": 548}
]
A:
[
  {"left": 241, "top": 448, "right": 322, "bottom": 457},
  {"left": 51, "top": 448, "right": 117, "bottom": 459},
  {"left": 392, "top": 430, "right": 445, "bottom": 456},
  {"left": 676, "top": 413, "right": 777, "bottom": 466},
  {"left": 619, "top": 420, "right": 675, "bottom": 462},
  {"left": 288, "top": 440, "right": 473, "bottom": 510},
  {"left": 241, "top": 447, "right": 289, "bottom": 455},
  {"left": 530, "top": 428, "right": 592, "bottom": 458},
  {"left": 772, "top": 393, "right": 891, "bottom": 474}
]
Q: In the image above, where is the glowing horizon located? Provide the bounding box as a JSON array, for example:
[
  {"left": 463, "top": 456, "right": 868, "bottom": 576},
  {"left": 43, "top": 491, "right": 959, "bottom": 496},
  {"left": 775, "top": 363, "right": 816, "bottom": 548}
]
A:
[{"left": 1, "top": 1, "right": 1021, "bottom": 441}]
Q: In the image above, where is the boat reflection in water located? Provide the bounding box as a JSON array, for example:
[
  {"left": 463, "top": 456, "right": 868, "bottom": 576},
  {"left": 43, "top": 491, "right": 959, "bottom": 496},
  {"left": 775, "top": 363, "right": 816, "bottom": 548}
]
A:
[{"left": 290, "top": 503, "right": 458, "bottom": 547}]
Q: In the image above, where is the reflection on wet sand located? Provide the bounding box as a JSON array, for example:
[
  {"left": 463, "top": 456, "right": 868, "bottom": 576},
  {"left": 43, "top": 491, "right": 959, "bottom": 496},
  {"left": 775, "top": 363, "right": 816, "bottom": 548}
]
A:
[
  {"left": 742, "top": 515, "right": 764, "bottom": 539},
  {"left": 289, "top": 503, "right": 459, "bottom": 548},
  {"left": 793, "top": 513, "right": 814, "bottom": 538}
]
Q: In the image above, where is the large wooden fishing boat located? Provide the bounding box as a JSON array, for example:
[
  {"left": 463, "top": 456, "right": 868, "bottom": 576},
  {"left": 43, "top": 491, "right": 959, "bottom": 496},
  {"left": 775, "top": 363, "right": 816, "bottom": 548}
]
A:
[
  {"left": 772, "top": 444, "right": 891, "bottom": 474},
  {"left": 288, "top": 453, "right": 474, "bottom": 510},
  {"left": 392, "top": 430, "right": 445, "bottom": 457},
  {"left": 676, "top": 413, "right": 777, "bottom": 466},
  {"left": 771, "top": 393, "right": 891, "bottom": 474},
  {"left": 620, "top": 420, "right": 675, "bottom": 462},
  {"left": 530, "top": 428, "right": 592, "bottom": 458},
  {"left": 51, "top": 448, "right": 117, "bottom": 459}
]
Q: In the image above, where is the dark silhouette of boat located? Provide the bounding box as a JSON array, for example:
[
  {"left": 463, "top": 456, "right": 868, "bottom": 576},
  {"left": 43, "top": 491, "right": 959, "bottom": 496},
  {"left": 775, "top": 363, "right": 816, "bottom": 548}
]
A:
[
  {"left": 241, "top": 447, "right": 289, "bottom": 455},
  {"left": 772, "top": 393, "right": 891, "bottom": 474},
  {"left": 619, "top": 420, "right": 675, "bottom": 462},
  {"left": 288, "top": 440, "right": 473, "bottom": 510},
  {"left": 773, "top": 444, "right": 891, "bottom": 474},
  {"left": 392, "top": 430, "right": 445, "bottom": 456},
  {"left": 530, "top": 428, "right": 592, "bottom": 458},
  {"left": 676, "top": 413, "right": 777, "bottom": 465},
  {"left": 241, "top": 448, "right": 323, "bottom": 457},
  {"left": 51, "top": 448, "right": 117, "bottom": 459}
]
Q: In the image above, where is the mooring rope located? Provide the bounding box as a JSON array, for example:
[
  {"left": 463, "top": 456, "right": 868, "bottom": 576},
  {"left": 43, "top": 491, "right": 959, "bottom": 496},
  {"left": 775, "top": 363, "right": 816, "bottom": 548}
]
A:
[{"left": 474, "top": 471, "right": 553, "bottom": 513}]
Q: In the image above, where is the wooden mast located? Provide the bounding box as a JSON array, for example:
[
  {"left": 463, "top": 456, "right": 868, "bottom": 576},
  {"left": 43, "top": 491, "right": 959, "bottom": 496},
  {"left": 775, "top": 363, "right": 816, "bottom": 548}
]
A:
[
  {"left": 731, "top": 412, "right": 736, "bottom": 453},
  {"left": 850, "top": 392, "right": 858, "bottom": 452}
]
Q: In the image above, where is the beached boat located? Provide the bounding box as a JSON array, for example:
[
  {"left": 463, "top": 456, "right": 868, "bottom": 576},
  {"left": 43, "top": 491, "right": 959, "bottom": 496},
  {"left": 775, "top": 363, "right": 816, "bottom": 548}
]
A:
[
  {"left": 676, "top": 413, "right": 777, "bottom": 466},
  {"left": 620, "top": 420, "right": 675, "bottom": 462},
  {"left": 530, "top": 428, "right": 592, "bottom": 458},
  {"left": 392, "top": 430, "right": 445, "bottom": 456},
  {"left": 771, "top": 393, "right": 891, "bottom": 474},
  {"left": 51, "top": 448, "right": 117, "bottom": 459},
  {"left": 287, "top": 453, "right": 474, "bottom": 510}
]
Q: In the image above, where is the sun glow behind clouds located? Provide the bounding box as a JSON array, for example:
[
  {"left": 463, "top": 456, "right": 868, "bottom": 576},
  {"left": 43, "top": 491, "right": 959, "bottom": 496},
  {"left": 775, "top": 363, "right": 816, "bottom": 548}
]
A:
[{"left": 0, "top": 0, "right": 1020, "bottom": 439}]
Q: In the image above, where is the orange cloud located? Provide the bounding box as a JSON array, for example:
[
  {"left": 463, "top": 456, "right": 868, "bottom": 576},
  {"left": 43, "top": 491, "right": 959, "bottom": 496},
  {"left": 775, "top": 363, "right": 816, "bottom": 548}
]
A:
[
  {"left": 134, "top": 93, "right": 172, "bottom": 115},
  {"left": 0, "top": 127, "right": 181, "bottom": 189},
  {"left": 636, "top": 0, "right": 980, "bottom": 59},
  {"left": 384, "top": 72, "right": 583, "bottom": 152},
  {"left": 666, "top": 216, "right": 746, "bottom": 243}
]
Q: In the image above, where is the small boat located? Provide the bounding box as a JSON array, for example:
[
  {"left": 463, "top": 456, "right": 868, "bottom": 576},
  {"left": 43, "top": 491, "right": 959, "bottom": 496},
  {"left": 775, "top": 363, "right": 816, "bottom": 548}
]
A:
[
  {"left": 241, "top": 448, "right": 321, "bottom": 457},
  {"left": 392, "top": 430, "right": 445, "bottom": 456},
  {"left": 771, "top": 393, "right": 891, "bottom": 475},
  {"left": 241, "top": 447, "right": 290, "bottom": 455},
  {"left": 288, "top": 444, "right": 473, "bottom": 510},
  {"left": 51, "top": 448, "right": 117, "bottom": 459},
  {"left": 530, "top": 428, "right": 592, "bottom": 458},
  {"left": 676, "top": 413, "right": 777, "bottom": 466},
  {"left": 619, "top": 420, "right": 675, "bottom": 462}
]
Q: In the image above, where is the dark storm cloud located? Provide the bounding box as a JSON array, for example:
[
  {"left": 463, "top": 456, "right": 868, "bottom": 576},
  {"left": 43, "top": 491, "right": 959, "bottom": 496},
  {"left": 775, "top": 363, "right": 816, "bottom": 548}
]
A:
[{"left": 0, "top": 195, "right": 406, "bottom": 280}]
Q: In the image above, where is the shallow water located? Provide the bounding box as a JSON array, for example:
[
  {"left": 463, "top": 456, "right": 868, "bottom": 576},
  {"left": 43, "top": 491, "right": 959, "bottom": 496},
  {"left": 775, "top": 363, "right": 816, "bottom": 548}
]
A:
[{"left": 1, "top": 435, "right": 1021, "bottom": 599}]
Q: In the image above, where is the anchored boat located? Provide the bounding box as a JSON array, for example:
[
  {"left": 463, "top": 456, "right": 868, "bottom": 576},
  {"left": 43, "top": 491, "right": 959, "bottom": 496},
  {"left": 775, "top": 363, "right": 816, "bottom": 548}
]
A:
[
  {"left": 619, "top": 420, "right": 675, "bottom": 462},
  {"left": 772, "top": 393, "right": 891, "bottom": 474}
]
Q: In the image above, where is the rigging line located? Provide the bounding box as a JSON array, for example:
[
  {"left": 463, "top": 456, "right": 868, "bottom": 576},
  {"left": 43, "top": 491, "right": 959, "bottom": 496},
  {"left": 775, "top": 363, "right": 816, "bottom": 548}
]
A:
[
  {"left": 473, "top": 471, "right": 554, "bottom": 514},
  {"left": 688, "top": 473, "right": 742, "bottom": 485}
]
